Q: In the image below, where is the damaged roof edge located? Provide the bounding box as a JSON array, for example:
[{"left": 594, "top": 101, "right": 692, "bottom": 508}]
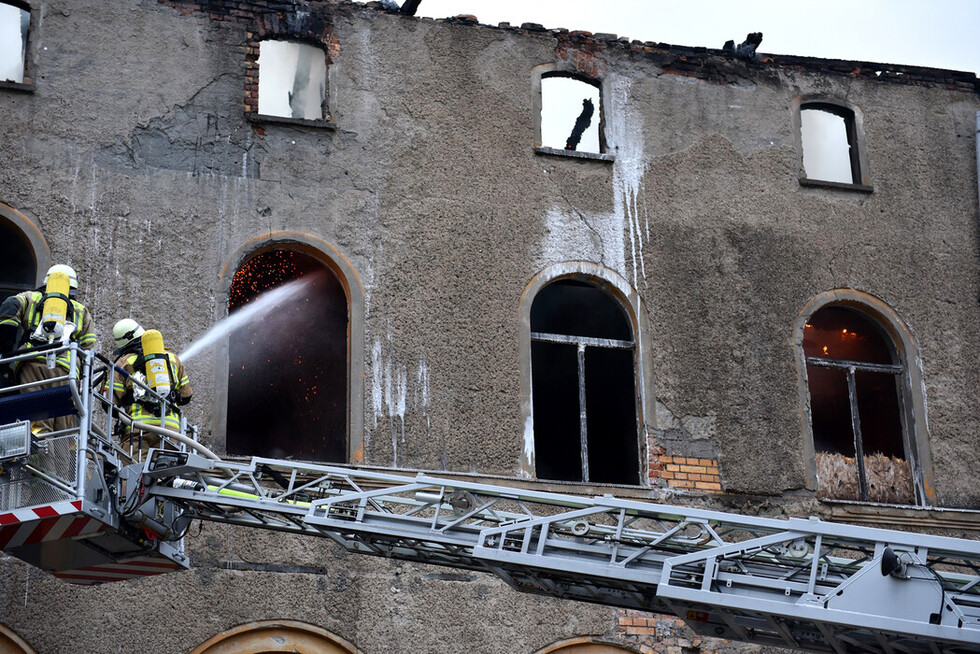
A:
[{"left": 354, "top": 0, "right": 979, "bottom": 92}]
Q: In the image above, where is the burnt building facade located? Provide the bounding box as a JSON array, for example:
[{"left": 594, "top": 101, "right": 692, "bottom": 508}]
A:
[{"left": 0, "top": 0, "right": 978, "bottom": 652}]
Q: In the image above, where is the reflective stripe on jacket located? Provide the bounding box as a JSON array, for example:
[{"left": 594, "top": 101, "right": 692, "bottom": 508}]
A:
[{"left": 0, "top": 290, "right": 96, "bottom": 370}]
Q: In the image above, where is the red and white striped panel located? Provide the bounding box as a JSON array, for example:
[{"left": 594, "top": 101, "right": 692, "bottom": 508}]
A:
[
  {"left": 53, "top": 555, "right": 185, "bottom": 585},
  {"left": 0, "top": 500, "right": 107, "bottom": 551}
]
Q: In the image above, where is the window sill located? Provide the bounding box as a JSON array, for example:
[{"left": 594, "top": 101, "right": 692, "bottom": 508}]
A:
[
  {"left": 535, "top": 146, "right": 615, "bottom": 163},
  {"left": 822, "top": 498, "right": 980, "bottom": 533},
  {"left": 0, "top": 79, "right": 34, "bottom": 93},
  {"left": 247, "top": 113, "right": 336, "bottom": 130},
  {"left": 799, "top": 177, "right": 873, "bottom": 193}
]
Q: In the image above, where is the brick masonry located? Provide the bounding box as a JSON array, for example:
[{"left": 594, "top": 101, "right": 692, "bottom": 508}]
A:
[
  {"left": 616, "top": 609, "right": 730, "bottom": 653},
  {"left": 649, "top": 447, "right": 723, "bottom": 493}
]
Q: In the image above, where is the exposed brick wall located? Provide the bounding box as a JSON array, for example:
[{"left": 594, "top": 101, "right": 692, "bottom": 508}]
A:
[
  {"left": 617, "top": 610, "right": 728, "bottom": 653},
  {"left": 159, "top": 0, "right": 340, "bottom": 119},
  {"left": 659, "top": 456, "right": 723, "bottom": 493},
  {"left": 648, "top": 439, "right": 723, "bottom": 494}
]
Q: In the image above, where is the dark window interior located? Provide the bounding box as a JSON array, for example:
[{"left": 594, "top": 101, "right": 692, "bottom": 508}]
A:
[
  {"left": 531, "top": 279, "right": 630, "bottom": 340},
  {"left": 531, "top": 279, "right": 638, "bottom": 485},
  {"left": 227, "top": 248, "right": 348, "bottom": 461},
  {"left": 0, "top": 219, "right": 36, "bottom": 302}
]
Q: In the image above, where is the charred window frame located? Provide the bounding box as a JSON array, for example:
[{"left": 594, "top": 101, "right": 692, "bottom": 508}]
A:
[
  {"left": 533, "top": 65, "right": 613, "bottom": 162},
  {"left": 796, "top": 292, "right": 934, "bottom": 506},
  {"left": 0, "top": 0, "right": 32, "bottom": 91},
  {"left": 245, "top": 38, "right": 335, "bottom": 129},
  {"left": 522, "top": 268, "right": 651, "bottom": 486},
  {"left": 795, "top": 97, "right": 871, "bottom": 191}
]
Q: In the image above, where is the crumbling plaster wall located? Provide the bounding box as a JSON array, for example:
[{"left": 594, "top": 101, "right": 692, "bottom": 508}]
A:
[
  {"left": 1, "top": 0, "right": 979, "bottom": 501},
  {"left": 0, "top": 1, "right": 978, "bottom": 652}
]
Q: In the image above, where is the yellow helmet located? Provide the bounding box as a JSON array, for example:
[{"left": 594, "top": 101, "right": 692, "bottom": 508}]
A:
[{"left": 44, "top": 264, "right": 78, "bottom": 290}]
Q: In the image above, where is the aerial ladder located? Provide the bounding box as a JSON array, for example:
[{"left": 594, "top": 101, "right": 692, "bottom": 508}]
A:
[{"left": 0, "top": 343, "right": 978, "bottom": 653}]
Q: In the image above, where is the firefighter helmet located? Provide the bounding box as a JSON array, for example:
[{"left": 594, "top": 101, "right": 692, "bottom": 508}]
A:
[
  {"left": 43, "top": 264, "right": 78, "bottom": 290},
  {"left": 112, "top": 318, "right": 145, "bottom": 351}
]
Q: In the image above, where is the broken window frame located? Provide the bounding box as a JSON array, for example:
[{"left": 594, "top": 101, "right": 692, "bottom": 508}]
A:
[
  {"left": 530, "top": 330, "right": 636, "bottom": 484},
  {"left": 804, "top": 354, "right": 905, "bottom": 502},
  {"left": 795, "top": 97, "right": 871, "bottom": 191},
  {"left": 532, "top": 65, "right": 614, "bottom": 162},
  {"left": 0, "top": 0, "right": 33, "bottom": 91},
  {"left": 519, "top": 264, "right": 655, "bottom": 487},
  {"left": 245, "top": 37, "right": 335, "bottom": 129},
  {"left": 795, "top": 292, "right": 935, "bottom": 507},
  {"left": 212, "top": 234, "right": 365, "bottom": 464}
]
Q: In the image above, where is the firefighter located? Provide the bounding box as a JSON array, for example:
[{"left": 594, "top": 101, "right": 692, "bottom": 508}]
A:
[
  {"left": 0, "top": 264, "right": 96, "bottom": 434},
  {"left": 106, "top": 319, "right": 192, "bottom": 456}
]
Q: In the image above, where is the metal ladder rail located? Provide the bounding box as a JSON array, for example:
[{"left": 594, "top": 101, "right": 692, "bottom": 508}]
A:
[{"left": 144, "top": 457, "right": 980, "bottom": 652}]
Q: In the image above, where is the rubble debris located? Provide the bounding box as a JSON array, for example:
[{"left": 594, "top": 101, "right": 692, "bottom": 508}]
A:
[
  {"left": 723, "top": 32, "right": 763, "bottom": 60},
  {"left": 816, "top": 451, "right": 915, "bottom": 504}
]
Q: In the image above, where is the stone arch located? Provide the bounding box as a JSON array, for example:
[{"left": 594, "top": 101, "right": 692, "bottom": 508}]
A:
[
  {"left": 0, "top": 623, "right": 35, "bottom": 653},
  {"left": 793, "top": 288, "right": 934, "bottom": 505},
  {"left": 191, "top": 620, "right": 361, "bottom": 654},
  {"left": 215, "top": 231, "right": 365, "bottom": 463},
  {"left": 534, "top": 636, "right": 650, "bottom": 654},
  {"left": 0, "top": 201, "right": 50, "bottom": 297},
  {"left": 519, "top": 262, "right": 655, "bottom": 482}
]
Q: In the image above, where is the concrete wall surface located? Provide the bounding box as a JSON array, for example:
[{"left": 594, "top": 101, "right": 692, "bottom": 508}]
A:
[{"left": 0, "top": 1, "right": 978, "bottom": 652}]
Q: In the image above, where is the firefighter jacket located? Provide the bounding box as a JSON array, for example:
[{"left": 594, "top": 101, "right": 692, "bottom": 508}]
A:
[
  {"left": 0, "top": 290, "right": 96, "bottom": 370},
  {"left": 107, "top": 350, "right": 192, "bottom": 432}
]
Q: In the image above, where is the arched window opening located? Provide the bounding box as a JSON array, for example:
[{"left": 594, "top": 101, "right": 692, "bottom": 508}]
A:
[
  {"left": 227, "top": 248, "right": 348, "bottom": 461},
  {"left": 0, "top": 1, "right": 29, "bottom": 84},
  {"left": 800, "top": 102, "right": 861, "bottom": 185},
  {"left": 803, "top": 306, "right": 914, "bottom": 503},
  {"left": 540, "top": 74, "right": 603, "bottom": 154},
  {"left": 531, "top": 278, "right": 639, "bottom": 484},
  {"left": 257, "top": 40, "right": 327, "bottom": 120},
  {"left": 0, "top": 219, "right": 36, "bottom": 302},
  {"left": 192, "top": 620, "right": 361, "bottom": 654}
]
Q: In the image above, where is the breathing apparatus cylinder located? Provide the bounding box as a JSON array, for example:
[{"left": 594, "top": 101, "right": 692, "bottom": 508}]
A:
[
  {"left": 35, "top": 271, "right": 71, "bottom": 343},
  {"left": 141, "top": 330, "right": 172, "bottom": 399}
]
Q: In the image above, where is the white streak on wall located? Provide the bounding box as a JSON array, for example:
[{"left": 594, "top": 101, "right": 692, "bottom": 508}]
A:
[
  {"left": 608, "top": 76, "right": 648, "bottom": 287},
  {"left": 521, "top": 415, "right": 535, "bottom": 479},
  {"left": 537, "top": 75, "right": 647, "bottom": 286},
  {"left": 372, "top": 336, "right": 430, "bottom": 466},
  {"left": 371, "top": 339, "right": 383, "bottom": 428}
]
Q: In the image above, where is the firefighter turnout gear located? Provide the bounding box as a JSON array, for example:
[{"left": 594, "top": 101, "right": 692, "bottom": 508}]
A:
[
  {"left": 0, "top": 265, "right": 96, "bottom": 434},
  {"left": 107, "top": 330, "right": 192, "bottom": 457}
]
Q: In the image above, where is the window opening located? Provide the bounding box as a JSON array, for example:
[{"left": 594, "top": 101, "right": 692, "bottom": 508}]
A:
[
  {"left": 0, "top": 1, "right": 29, "bottom": 84},
  {"left": 258, "top": 40, "right": 327, "bottom": 120},
  {"left": 803, "top": 306, "right": 914, "bottom": 503},
  {"left": 800, "top": 103, "right": 859, "bottom": 185},
  {"left": 530, "top": 279, "right": 639, "bottom": 484},
  {"left": 227, "top": 248, "right": 348, "bottom": 461},
  {"left": 540, "top": 75, "right": 602, "bottom": 154},
  {"left": 0, "top": 219, "right": 36, "bottom": 303}
]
